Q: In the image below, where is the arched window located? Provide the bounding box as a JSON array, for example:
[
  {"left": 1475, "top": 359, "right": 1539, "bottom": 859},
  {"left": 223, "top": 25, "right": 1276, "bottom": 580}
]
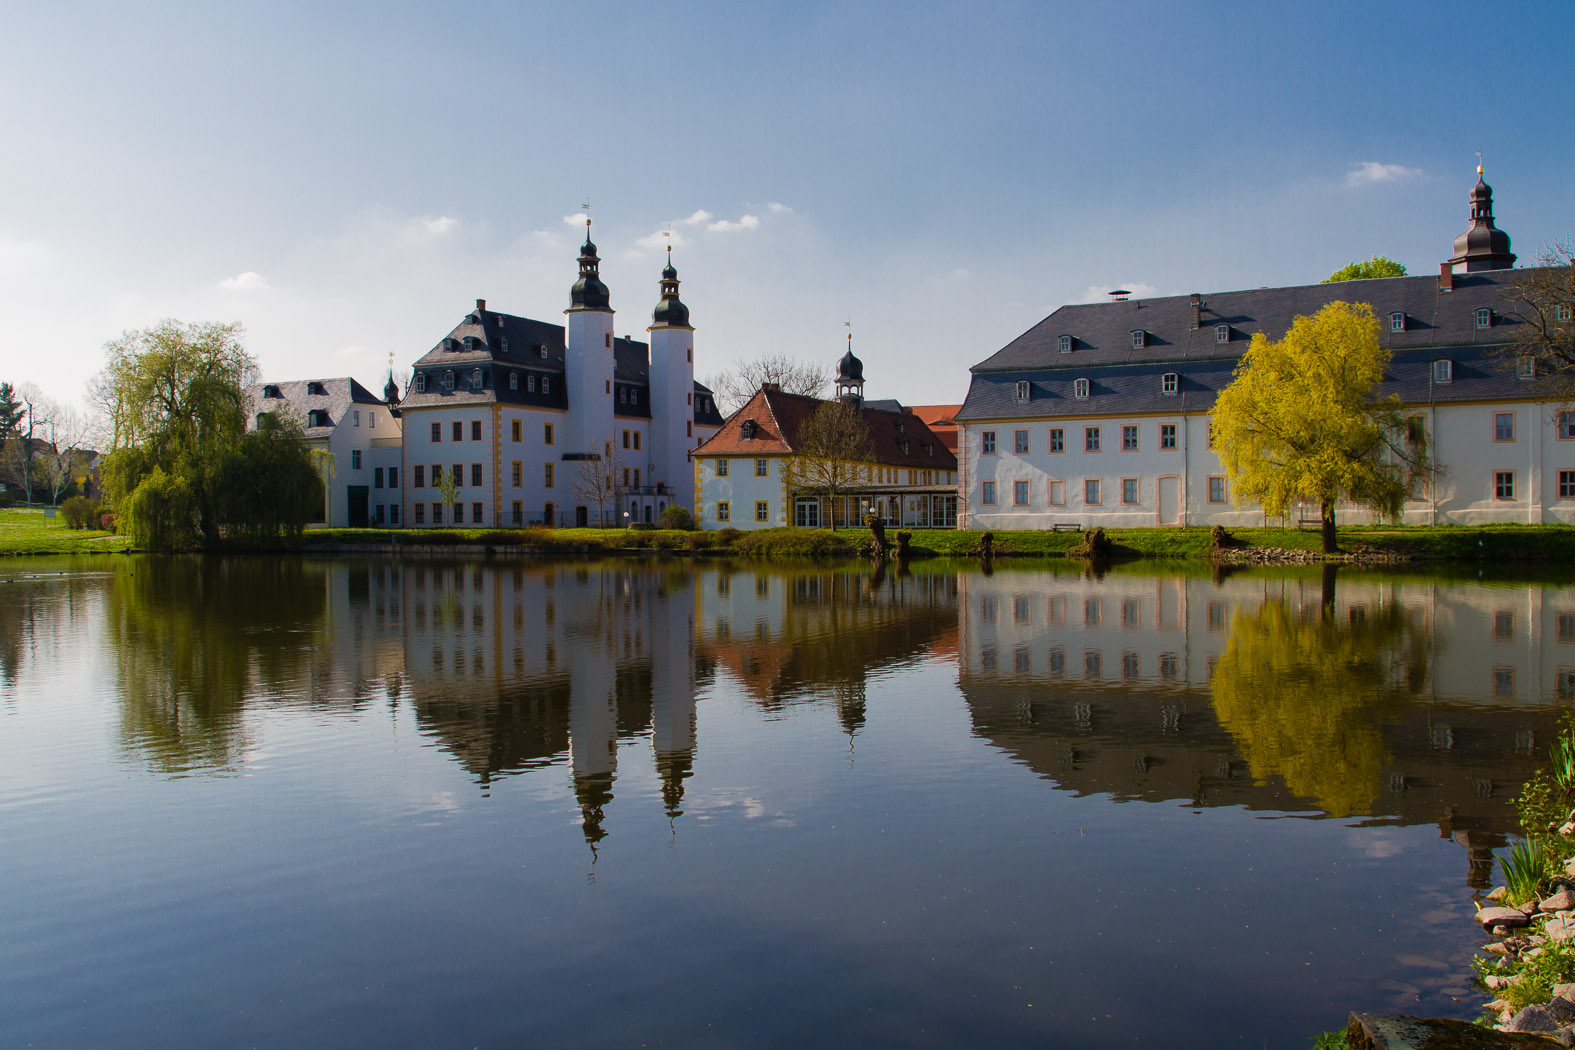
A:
[
  {"left": 443, "top": 371, "right": 455, "bottom": 391},
  {"left": 1058, "top": 335, "right": 1072, "bottom": 353},
  {"left": 414, "top": 373, "right": 426, "bottom": 392},
  {"left": 509, "top": 372, "right": 518, "bottom": 390},
  {"left": 471, "top": 368, "right": 483, "bottom": 390}
]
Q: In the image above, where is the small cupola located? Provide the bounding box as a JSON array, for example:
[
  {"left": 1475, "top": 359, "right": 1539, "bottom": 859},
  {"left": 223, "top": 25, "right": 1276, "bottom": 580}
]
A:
[
  {"left": 836, "top": 338, "right": 864, "bottom": 406},
  {"left": 569, "top": 217, "right": 612, "bottom": 311},
  {"left": 651, "top": 246, "right": 691, "bottom": 328},
  {"left": 1448, "top": 165, "right": 1516, "bottom": 272}
]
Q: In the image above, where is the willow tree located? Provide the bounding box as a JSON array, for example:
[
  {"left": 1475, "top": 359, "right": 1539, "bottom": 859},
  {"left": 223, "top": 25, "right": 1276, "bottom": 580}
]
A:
[{"left": 1211, "top": 301, "right": 1424, "bottom": 553}]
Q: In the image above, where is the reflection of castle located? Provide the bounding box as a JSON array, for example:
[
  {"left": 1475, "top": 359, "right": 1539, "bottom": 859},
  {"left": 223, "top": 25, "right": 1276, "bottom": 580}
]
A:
[{"left": 957, "top": 568, "right": 1571, "bottom": 887}]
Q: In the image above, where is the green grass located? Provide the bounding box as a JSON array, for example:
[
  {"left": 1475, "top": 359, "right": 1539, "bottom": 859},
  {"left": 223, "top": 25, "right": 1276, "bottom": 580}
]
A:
[{"left": 0, "top": 506, "right": 130, "bottom": 555}]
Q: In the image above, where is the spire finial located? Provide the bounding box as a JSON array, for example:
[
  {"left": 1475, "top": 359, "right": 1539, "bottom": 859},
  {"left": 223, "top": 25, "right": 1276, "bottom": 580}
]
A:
[
  {"left": 582, "top": 200, "right": 591, "bottom": 230},
  {"left": 1476, "top": 151, "right": 1484, "bottom": 177}
]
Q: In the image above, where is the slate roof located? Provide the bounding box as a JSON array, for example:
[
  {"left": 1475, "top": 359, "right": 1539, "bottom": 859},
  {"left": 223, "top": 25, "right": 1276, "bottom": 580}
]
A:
[
  {"left": 250, "top": 377, "right": 384, "bottom": 439},
  {"left": 400, "top": 301, "right": 722, "bottom": 423},
  {"left": 695, "top": 387, "right": 959, "bottom": 471},
  {"left": 957, "top": 267, "right": 1558, "bottom": 422}
]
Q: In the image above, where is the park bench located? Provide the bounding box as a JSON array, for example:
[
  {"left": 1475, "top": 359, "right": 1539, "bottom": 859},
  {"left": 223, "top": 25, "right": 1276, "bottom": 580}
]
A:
[{"left": 1050, "top": 522, "right": 1082, "bottom": 532}]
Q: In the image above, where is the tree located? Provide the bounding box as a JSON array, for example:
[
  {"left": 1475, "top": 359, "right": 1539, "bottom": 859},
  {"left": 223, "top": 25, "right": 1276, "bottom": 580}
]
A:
[
  {"left": 94, "top": 320, "right": 256, "bottom": 547},
  {"left": 704, "top": 354, "right": 829, "bottom": 416},
  {"left": 1322, "top": 256, "right": 1407, "bottom": 283},
  {"left": 1, "top": 385, "right": 41, "bottom": 505},
  {"left": 433, "top": 463, "right": 461, "bottom": 525},
  {"left": 781, "top": 400, "right": 875, "bottom": 530},
  {"left": 1211, "top": 301, "right": 1424, "bottom": 553},
  {"left": 571, "top": 445, "right": 620, "bottom": 527},
  {"left": 1502, "top": 243, "right": 1575, "bottom": 398},
  {"left": 32, "top": 396, "right": 92, "bottom": 508},
  {"left": 0, "top": 383, "right": 23, "bottom": 454},
  {"left": 210, "top": 413, "right": 323, "bottom": 542}
]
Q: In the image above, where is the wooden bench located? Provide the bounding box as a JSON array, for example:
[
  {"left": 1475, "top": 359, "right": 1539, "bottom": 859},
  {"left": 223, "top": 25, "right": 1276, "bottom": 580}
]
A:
[{"left": 1051, "top": 522, "right": 1082, "bottom": 532}]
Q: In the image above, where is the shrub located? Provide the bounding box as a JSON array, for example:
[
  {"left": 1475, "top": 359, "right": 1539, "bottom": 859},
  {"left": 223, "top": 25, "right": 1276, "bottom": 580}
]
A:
[
  {"left": 124, "top": 467, "right": 200, "bottom": 550},
  {"left": 0, "top": 489, "right": 14, "bottom": 509},
  {"left": 99, "top": 511, "right": 117, "bottom": 532},
  {"left": 660, "top": 504, "right": 697, "bottom": 530},
  {"left": 60, "top": 496, "right": 102, "bottom": 529}
]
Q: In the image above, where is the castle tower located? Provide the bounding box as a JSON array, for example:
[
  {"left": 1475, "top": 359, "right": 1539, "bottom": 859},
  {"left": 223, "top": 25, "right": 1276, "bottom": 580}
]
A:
[
  {"left": 564, "top": 220, "right": 616, "bottom": 507},
  {"left": 647, "top": 245, "right": 696, "bottom": 511},
  {"left": 836, "top": 335, "right": 865, "bottom": 406},
  {"left": 1448, "top": 165, "right": 1516, "bottom": 273}
]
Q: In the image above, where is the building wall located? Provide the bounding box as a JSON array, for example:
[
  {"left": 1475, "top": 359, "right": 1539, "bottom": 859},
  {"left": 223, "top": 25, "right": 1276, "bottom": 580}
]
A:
[{"left": 695, "top": 454, "right": 787, "bottom": 528}]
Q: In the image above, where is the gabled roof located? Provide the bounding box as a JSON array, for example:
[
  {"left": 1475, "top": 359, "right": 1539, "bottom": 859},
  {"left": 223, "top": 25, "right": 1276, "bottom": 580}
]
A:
[
  {"left": 250, "top": 377, "right": 383, "bottom": 437},
  {"left": 694, "top": 387, "right": 959, "bottom": 470}
]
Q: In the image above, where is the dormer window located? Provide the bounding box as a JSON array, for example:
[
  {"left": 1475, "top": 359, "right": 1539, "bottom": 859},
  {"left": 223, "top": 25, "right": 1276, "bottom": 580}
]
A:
[
  {"left": 901, "top": 441, "right": 910, "bottom": 455},
  {"left": 527, "top": 374, "right": 536, "bottom": 393},
  {"left": 1557, "top": 304, "right": 1573, "bottom": 323},
  {"left": 1518, "top": 356, "right": 1537, "bottom": 380},
  {"left": 1475, "top": 307, "right": 1492, "bottom": 329},
  {"left": 1161, "top": 372, "right": 1178, "bottom": 395},
  {"left": 262, "top": 384, "right": 282, "bottom": 399},
  {"left": 923, "top": 442, "right": 933, "bottom": 456},
  {"left": 897, "top": 422, "right": 905, "bottom": 434},
  {"left": 255, "top": 413, "right": 268, "bottom": 427},
  {"left": 1214, "top": 324, "right": 1230, "bottom": 344},
  {"left": 619, "top": 387, "right": 627, "bottom": 404},
  {"left": 307, "top": 409, "right": 329, "bottom": 427},
  {"left": 509, "top": 372, "right": 518, "bottom": 390},
  {"left": 464, "top": 335, "right": 476, "bottom": 351},
  {"left": 307, "top": 381, "right": 326, "bottom": 396},
  {"left": 471, "top": 368, "right": 483, "bottom": 390},
  {"left": 1073, "top": 377, "right": 1090, "bottom": 400},
  {"left": 443, "top": 371, "right": 455, "bottom": 391},
  {"left": 1015, "top": 380, "right": 1030, "bottom": 403},
  {"left": 1389, "top": 312, "right": 1406, "bottom": 333},
  {"left": 1131, "top": 330, "right": 1146, "bottom": 350},
  {"left": 1433, "top": 359, "right": 1453, "bottom": 384},
  {"left": 500, "top": 337, "right": 509, "bottom": 352},
  {"left": 537, "top": 344, "right": 548, "bottom": 359},
  {"left": 414, "top": 373, "right": 427, "bottom": 393},
  {"left": 542, "top": 376, "right": 550, "bottom": 394},
  {"left": 741, "top": 420, "right": 756, "bottom": 440},
  {"left": 1058, "top": 335, "right": 1072, "bottom": 353}
]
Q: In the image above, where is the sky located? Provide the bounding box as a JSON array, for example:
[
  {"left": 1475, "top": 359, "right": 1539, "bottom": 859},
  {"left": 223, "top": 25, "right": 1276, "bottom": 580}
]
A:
[{"left": 3, "top": 0, "right": 1574, "bottom": 417}]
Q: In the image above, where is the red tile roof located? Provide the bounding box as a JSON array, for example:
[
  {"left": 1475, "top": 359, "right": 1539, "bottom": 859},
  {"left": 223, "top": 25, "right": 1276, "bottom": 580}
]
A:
[{"left": 694, "top": 387, "right": 958, "bottom": 471}]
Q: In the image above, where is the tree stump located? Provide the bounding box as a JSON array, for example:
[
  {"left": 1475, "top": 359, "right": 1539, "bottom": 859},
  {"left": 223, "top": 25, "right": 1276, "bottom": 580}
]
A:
[
  {"left": 976, "top": 531, "right": 994, "bottom": 559},
  {"left": 865, "top": 513, "right": 889, "bottom": 558},
  {"left": 1210, "top": 524, "right": 1236, "bottom": 551},
  {"left": 1070, "top": 527, "right": 1112, "bottom": 559},
  {"left": 894, "top": 531, "right": 911, "bottom": 558}
]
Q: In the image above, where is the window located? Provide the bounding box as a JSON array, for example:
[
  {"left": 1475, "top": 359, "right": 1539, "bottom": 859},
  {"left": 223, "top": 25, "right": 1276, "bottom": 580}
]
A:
[
  {"left": 428, "top": 421, "right": 439, "bottom": 442},
  {"left": 389, "top": 504, "right": 399, "bottom": 523},
  {"left": 1433, "top": 359, "right": 1452, "bottom": 384},
  {"left": 414, "top": 465, "right": 425, "bottom": 488},
  {"left": 1049, "top": 427, "right": 1064, "bottom": 453},
  {"left": 1014, "top": 429, "right": 1030, "bottom": 455},
  {"left": 1475, "top": 307, "right": 1492, "bottom": 329},
  {"left": 619, "top": 387, "right": 627, "bottom": 405},
  {"left": 544, "top": 422, "right": 554, "bottom": 445},
  {"left": 414, "top": 374, "right": 426, "bottom": 393},
  {"left": 1162, "top": 372, "right": 1178, "bottom": 395},
  {"left": 512, "top": 501, "right": 522, "bottom": 525},
  {"left": 622, "top": 429, "right": 631, "bottom": 449},
  {"left": 1058, "top": 335, "right": 1072, "bottom": 353},
  {"left": 1563, "top": 413, "right": 1575, "bottom": 440},
  {"left": 1389, "top": 312, "right": 1406, "bottom": 333},
  {"left": 544, "top": 463, "right": 554, "bottom": 488},
  {"left": 633, "top": 468, "right": 641, "bottom": 487},
  {"left": 1014, "top": 380, "right": 1031, "bottom": 404},
  {"left": 1406, "top": 415, "right": 1424, "bottom": 445},
  {"left": 528, "top": 374, "right": 536, "bottom": 393},
  {"left": 1131, "top": 329, "right": 1146, "bottom": 349},
  {"left": 472, "top": 502, "right": 483, "bottom": 522},
  {"left": 1518, "top": 357, "right": 1537, "bottom": 380},
  {"left": 369, "top": 413, "right": 375, "bottom": 429},
  {"left": 414, "top": 503, "right": 425, "bottom": 524},
  {"left": 442, "top": 371, "right": 455, "bottom": 391},
  {"left": 981, "top": 481, "right": 997, "bottom": 505},
  {"left": 452, "top": 421, "right": 463, "bottom": 441},
  {"left": 1494, "top": 412, "right": 1515, "bottom": 441},
  {"left": 623, "top": 467, "right": 630, "bottom": 487},
  {"left": 716, "top": 458, "right": 729, "bottom": 477},
  {"left": 756, "top": 501, "right": 769, "bottom": 522},
  {"left": 307, "top": 381, "right": 326, "bottom": 395},
  {"left": 351, "top": 449, "right": 362, "bottom": 470},
  {"left": 1208, "top": 476, "right": 1226, "bottom": 503},
  {"left": 471, "top": 369, "right": 483, "bottom": 391},
  {"left": 755, "top": 458, "right": 768, "bottom": 477},
  {"left": 717, "top": 501, "right": 730, "bottom": 522},
  {"left": 1122, "top": 425, "right": 1138, "bottom": 451},
  {"left": 431, "top": 502, "right": 443, "bottom": 524},
  {"left": 542, "top": 377, "right": 550, "bottom": 394},
  {"left": 511, "top": 419, "right": 521, "bottom": 442},
  {"left": 471, "top": 463, "right": 483, "bottom": 486},
  {"left": 1160, "top": 423, "right": 1177, "bottom": 450},
  {"left": 1564, "top": 471, "right": 1575, "bottom": 500},
  {"left": 1084, "top": 478, "right": 1101, "bottom": 505},
  {"left": 1048, "top": 479, "right": 1065, "bottom": 505},
  {"left": 374, "top": 467, "right": 384, "bottom": 488},
  {"left": 1495, "top": 470, "right": 1515, "bottom": 500},
  {"left": 981, "top": 430, "right": 997, "bottom": 455},
  {"left": 1121, "top": 478, "right": 1138, "bottom": 504},
  {"left": 633, "top": 432, "right": 641, "bottom": 451},
  {"left": 353, "top": 409, "right": 360, "bottom": 427},
  {"left": 1084, "top": 426, "right": 1100, "bottom": 453},
  {"left": 1214, "top": 324, "right": 1230, "bottom": 344},
  {"left": 1073, "top": 377, "right": 1089, "bottom": 399},
  {"left": 452, "top": 463, "right": 463, "bottom": 487},
  {"left": 1013, "top": 480, "right": 1029, "bottom": 505},
  {"left": 511, "top": 462, "right": 521, "bottom": 486},
  {"left": 1558, "top": 304, "right": 1573, "bottom": 323},
  {"left": 509, "top": 372, "right": 518, "bottom": 390},
  {"left": 387, "top": 467, "right": 397, "bottom": 488},
  {"left": 470, "top": 420, "right": 481, "bottom": 441},
  {"left": 431, "top": 463, "right": 442, "bottom": 487}
]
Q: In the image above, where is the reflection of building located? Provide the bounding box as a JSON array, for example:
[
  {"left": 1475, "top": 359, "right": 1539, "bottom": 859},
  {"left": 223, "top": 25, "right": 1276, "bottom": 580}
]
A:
[{"left": 957, "top": 567, "right": 1568, "bottom": 886}]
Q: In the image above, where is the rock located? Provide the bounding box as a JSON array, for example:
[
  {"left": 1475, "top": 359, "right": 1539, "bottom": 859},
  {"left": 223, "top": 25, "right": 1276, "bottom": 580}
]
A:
[
  {"left": 1565, "top": 855, "right": 1575, "bottom": 879},
  {"left": 1550, "top": 999, "right": 1575, "bottom": 1025},
  {"left": 1560, "top": 821, "right": 1575, "bottom": 836},
  {"left": 1485, "top": 974, "right": 1516, "bottom": 989},
  {"left": 1346, "top": 1012, "right": 1567, "bottom": 1048},
  {"left": 1521, "top": 900, "right": 1543, "bottom": 915},
  {"left": 1480, "top": 906, "right": 1533, "bottom": 928},
  {"left": 1554, "top": 982, "right": 1575, "bottom": 1001},
  {"left": 1510, "top": 1005, "right": 1562, "bottom": 1033},
  {"left": 1495, "top": 925, "right": 1514, "bottom": 936},
  {"left": 1484, "top": 941, "right": 1513, "bottom": 954},
  {"left": 1549, "top": 916, "right": 1575, "bottom": 942},
  {"left": 1489, "top": 886, "right": 1511, "bottom": 902},
  {"left": 1556, "top": 1026, "right": 1575, "bottom": 1047},
  {"left": 1544, "top": 890, "right": 1575, "bottom": 912}
]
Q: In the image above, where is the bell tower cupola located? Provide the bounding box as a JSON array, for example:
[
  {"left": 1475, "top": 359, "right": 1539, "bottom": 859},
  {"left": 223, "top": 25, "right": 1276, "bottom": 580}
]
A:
[
  {"left": 1448, "top": 164, "right": 1516, "bottom": 273},
  {"left": 570, "top": 217, "right": 612, "bottom": 312},
  {"left": 836, "top": 330, "right": 864, "bottom": 407}
]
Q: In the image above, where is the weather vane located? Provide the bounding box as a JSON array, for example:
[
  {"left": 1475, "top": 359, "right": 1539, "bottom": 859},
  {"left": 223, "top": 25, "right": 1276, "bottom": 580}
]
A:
[
  {"left": 844, "top": 318, "right": 852, "bottom": 348},
  {"left": 582, "top": 200, "right": 592, "bottom": 229},
  {"left": 1476, "top": 150, "right": 1483, "bottom": 176}
]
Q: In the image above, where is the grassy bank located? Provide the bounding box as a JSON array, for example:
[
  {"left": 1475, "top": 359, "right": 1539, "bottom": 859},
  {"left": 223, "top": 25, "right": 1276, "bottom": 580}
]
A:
[{"left": 0, "top": 507, "right": 129, "bottom": 555}]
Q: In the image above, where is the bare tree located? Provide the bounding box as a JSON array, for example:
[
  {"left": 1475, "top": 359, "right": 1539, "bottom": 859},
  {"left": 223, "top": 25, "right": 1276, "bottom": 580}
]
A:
[
  {"left": 571, "top": 444, "right": 621, "bottom": 527},
  {"left": 781, "top": 401, "right": 875, "bottom": 530},
  {"left": 33, "top": 397, "right": 92, "bottom": 507},
  {"left": 704, "top": 354, "right": 830, "bottom": 416},
  {"left": 1502, "top": 243, "right": 1575, "bottom": 397}
]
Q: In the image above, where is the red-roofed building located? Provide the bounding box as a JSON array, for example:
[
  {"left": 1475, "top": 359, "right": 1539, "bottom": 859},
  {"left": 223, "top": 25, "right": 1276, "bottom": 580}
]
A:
[
  {"left": 907, "top": 404, "right": 961, "bottom": 455},
  {"left": 692, "top": 350, "right": 959, "bottom": 529}
]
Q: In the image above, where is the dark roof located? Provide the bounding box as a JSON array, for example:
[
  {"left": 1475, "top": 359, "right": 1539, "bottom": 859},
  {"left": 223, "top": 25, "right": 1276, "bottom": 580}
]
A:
[
  {"left": 250, "top": 377, "right": 383, "bottom": 437},
  {"left": 957, "top": 267, "right": 1554, "bottom": 422},
  {"left": 695, "top": 387, "right": 958, "bottom": 470}
]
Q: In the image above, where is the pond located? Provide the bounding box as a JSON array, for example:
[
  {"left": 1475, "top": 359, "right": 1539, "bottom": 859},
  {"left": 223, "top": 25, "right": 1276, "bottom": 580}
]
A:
[{"left": 0, "top": 555, "right": 1565, "bottom": 1048}]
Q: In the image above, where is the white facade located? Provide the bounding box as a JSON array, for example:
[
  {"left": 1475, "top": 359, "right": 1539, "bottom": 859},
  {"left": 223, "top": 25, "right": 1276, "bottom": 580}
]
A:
[{"left": 250, "top": 378, "right": 401, "bottom": 528}]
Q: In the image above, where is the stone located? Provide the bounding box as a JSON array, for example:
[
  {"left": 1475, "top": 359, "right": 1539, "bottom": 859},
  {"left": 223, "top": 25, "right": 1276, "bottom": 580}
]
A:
[
  {"left": 1490, "top": 886, "right": 1512, "bottom": 902},
  {"left": 1565, "top": 855, "right": 1575, "bottom": 879},
  {"left": 1549, "top": 916, "right": 1575, "bottom": 942},
  {"left": 1485, "top": 974, "right": 1516, "bottom": 989},
  {"left": 1485, "top": 941, "right": 1513, "bottom": 955},
  {"left": 1554, "top": 982, "right": 1575, "bottom": 1001},
  {"left": 1560, "top": 822, "right": 1575, "bottom": 836},
  {"left": 1480, "top": 907, "right": 1533, "bottom": 929},
  {"left": 1551, "top": 999, "right": 1575, "bottom": 1025},
  {"left": 1556, "top": 1027, "right": 1575, "bottom": 1048},
  {"left": 1495, "top": 926, "right": 1514, "bottom": 937},
  {"left": 1346, "top": 1012, "right": 1570, "bottom": 1048},
  {"left": 1544, "top": 890, "right": 1575, "bottom": 912},
  {"left": 1510, "top": 1004, "right": 1562, "bottom": 1033}
]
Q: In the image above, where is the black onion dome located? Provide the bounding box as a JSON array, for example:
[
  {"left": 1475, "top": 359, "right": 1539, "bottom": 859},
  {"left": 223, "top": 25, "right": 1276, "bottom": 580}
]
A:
[
  {"left": 662, "top": 260, "right": 678, "bottom": 280},
  {"left": 652, "top": 256, "right": 689, "bottom": 327},
  {"left": 570, "top": 236, "right": 611, "bottom": 310},
  {"left": 383, "top": 374, "right": 399, "bottom": 403},
  {"left": 1449, "top": 170, "right": 1515, "bottom": 271},
  {"left": 837, "top": 349, "right": 864, "bottom": 383}
]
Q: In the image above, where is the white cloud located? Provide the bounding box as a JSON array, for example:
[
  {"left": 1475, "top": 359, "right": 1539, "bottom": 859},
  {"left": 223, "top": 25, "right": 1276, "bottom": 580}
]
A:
[
  {"left": 218, "top": 271, "right": 270, "bottom": 291},
  {"left": 679, "top": 209, "right": 714, "bottom": 226},
  {"left": 1345, "top": 161, "right": 1421, "bottom": 187},
  {"left": 423, "top": 215, "right": 458, "bottom": 235},
  {"left": 634, "top": 228, "right": 690, "bottom": 251},
  {"left": 767, "top": 202, "right": 792, "bottom": 214},
  {"left": 708, "top": 214, "right": 760, "bottom": 233},
  {"left": 1075, "top": 281, "right": 1159, "bottom": 304}
]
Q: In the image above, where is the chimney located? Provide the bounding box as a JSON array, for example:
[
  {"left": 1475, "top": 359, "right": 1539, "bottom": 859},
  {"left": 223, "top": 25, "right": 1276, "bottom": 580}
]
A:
[
  {"left": 1189, "top": 293, "right": 1202, "bottom": 329},
  {"left": 475, "top": 298, "right": 487, "bottom": 313},
  {"left": 1438, "top": 263, "right": 1453, "bottom": 292}
]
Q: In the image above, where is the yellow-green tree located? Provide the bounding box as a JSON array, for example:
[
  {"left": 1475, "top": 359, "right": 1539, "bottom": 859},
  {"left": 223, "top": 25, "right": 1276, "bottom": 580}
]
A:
[
  {"left": 1211, "top": 301, "right": 1423, "bottom": 553},
  {"left": 1322, "top": 255, "right": 1407, "bottom": 283}
]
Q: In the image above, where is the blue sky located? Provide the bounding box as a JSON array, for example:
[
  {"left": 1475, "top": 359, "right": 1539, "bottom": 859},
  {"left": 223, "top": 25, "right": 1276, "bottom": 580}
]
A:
[{"left": 4, "top": 0, "right": 1573, "bottom": 414}]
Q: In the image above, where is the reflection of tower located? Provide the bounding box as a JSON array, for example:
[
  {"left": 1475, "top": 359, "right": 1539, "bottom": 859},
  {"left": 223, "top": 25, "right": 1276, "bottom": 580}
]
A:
[
  {"left": 651, "top": 575, "right": 698, "bottom": 822},
  {"left": 835, "top": 681, "right": 866, "bottom": 755},
  {"left": 568, "top": 583, "right": 619, "bottom": 853}
]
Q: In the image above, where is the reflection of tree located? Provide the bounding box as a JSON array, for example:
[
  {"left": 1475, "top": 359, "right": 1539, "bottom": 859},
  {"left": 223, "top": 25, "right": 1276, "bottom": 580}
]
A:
[
  {"left": 107, "top": 558, "right": 330, "bottom": 771},
  {"left": 1210, "top": 596, "right": 1420, "bottom": 817}
]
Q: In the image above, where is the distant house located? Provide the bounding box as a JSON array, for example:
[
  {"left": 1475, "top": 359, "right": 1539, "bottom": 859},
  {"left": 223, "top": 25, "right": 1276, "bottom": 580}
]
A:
[
  {"left": 907, "top": 404, "right": 961, "bottom": 455},
  {"left": 249, "top": 377, "right": 402, "bottom": 527},
  {"left": 692, "top": 349, "right": 959, "bottom": 529}
]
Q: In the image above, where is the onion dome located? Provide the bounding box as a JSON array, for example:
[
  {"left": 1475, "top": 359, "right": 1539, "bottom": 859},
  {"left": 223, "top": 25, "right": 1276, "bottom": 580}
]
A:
[
  {"left": 1448, "top": 166, "right": 1516, "bottom": 272},
  {"left": 570, "top": 231, "right": 611, "bottom": 311},
  {"left": 837, "top": 348, "right": 864, "bottom": 384},
  {"left": 652, "top": 249, "right": 690, "bottom": 328},
  {"left": 383, "top": 373, "right": 399, "bottom": 404}
]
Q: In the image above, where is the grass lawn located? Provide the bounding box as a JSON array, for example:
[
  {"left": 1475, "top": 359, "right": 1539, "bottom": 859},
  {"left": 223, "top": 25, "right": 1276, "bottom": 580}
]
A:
[{"left": 0, "top": 506, "right": 130, "bottom": 555}]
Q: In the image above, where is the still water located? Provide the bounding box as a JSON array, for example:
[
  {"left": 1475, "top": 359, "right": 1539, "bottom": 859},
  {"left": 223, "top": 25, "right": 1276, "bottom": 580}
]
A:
[{"left": 0, "top": 556, "right": 1564, "bottom": 1048}]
